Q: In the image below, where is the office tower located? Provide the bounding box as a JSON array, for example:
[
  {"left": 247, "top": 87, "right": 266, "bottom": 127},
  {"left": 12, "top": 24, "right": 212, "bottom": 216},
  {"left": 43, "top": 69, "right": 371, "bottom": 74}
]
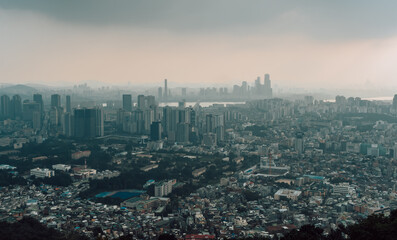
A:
[
  {"left": 63, "top": 112, "right": 72, "bottom": 137},
  {"left": 137, "top": 95, "right": 156, "bottom": 110},
  {"left": 295, "top": 132, "right": 304, "bottom": 154},
  {"left": 255, "top": 77, "right": 261, "bottom": 94},
  {"left": 181, "top": 88, "right": 187, "bottom": 97},
  {"left": 10, "top": 95, "right": 22, "bottom": 120},
  {"left": 214, "top": 114, "right": 225, "bottom": 142},
  {"left": 122, "top": 94, "right": 132, "bottom": 111},
  {"left": 66, "top": 95, "right": 71, "bottom": 113},
  {"left": 0, "top": 95, "right": 10, "bottom": 119},
  {"left": 206, "top": 114, "right": 215, "bottom": 133},
  {"left": 158, "top": 87, "right": 163, "bottom": 100},
  {"left": 150, "top": 121, "right": 162, "bottom": 141},
  {"left": 51, "top": 94, "right": 61, "bottom": 108},
  {"left": 143, "top": 108, "right": 155, "bottom": 133},
  {"left": 233, "top": 85, "right": 240, "bottom": 96},
  {"left": 176, "top": 123, "right": 189, "bottom": 143},
  {"left": 241, "top": 81, "right": 248, "bottom": 96},
  {"left": 49, "top": 107, "right": 59, "bottom": 126},
  {"left": 164, "top": 79, "right": 168, "bottom": 100},
  {"left": 216, "top": 125, "right": 225, "bottom": 142},
  {"left": 189, "top": 108, "right": 197, "bottom": 127},
  {"left": 137, "top": 95, "right": 145, "bottom": 109},
  {"left": 264, "top": 73, "right": 273, "bottom": 97},
  {"left": 33, "top": 94, "right": 44, "bottom": 113},
  {"left": 146, "top": 95, "right": 156, "bottom": 108},
  {"left": 335, "top": 95, "right": 347, "bottom": 105},
  {"left": 162, "top": 106, "right": 172, "bottom": 136},
  {"left": 32, "top": 111, "right": 41, "bottom": 130},
  {"left": 74, "top": 108, "right": 104, "bottom": 138},
  {"left": 23, "top": 101, "right": 40, "bottom": 121},
  {"left": 178, "top": 108, "right": 190, "bottom": 124},
  {"left": 264, "top": 74, "right": 271, "bottom": 88}
]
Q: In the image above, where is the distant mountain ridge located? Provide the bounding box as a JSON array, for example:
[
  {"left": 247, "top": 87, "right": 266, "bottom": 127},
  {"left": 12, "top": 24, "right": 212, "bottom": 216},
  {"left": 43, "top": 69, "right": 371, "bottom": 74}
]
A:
[{"left": 0, "top": 84, "right": 38, "bottom": 97}]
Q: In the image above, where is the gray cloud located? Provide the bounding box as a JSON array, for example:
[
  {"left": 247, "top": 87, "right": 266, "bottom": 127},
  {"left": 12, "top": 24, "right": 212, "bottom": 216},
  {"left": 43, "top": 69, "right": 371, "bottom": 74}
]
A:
[{"left": 1, "top": 1, "right": 397, "bottom": 40}]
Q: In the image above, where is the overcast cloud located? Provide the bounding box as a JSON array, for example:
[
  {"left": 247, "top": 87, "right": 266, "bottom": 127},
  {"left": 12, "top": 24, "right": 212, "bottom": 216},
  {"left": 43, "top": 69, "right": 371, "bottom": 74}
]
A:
[{"left": 1, "top": 1, "right": 397, "bottom": 88}]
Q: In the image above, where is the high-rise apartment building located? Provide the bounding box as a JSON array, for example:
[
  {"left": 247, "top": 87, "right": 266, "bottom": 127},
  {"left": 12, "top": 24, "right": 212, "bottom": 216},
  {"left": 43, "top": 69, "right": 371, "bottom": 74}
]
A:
[
  {"left": 264, "top": 73, "right": 272, "bottom": 98},
  {"left": 150, "top": 121, "right": 162, "bottom": 141},
  {"left": 122, "top": 94, "right": 132, "bottom": 112},
  {"left": 176, "top": 122, "right": 189, "bottom": 143},
  {"left": 51, "top": 94, "right": 61, "bottom": 108},
  {"left": 74, "top": 108, "right": 104, "bottom": 138},
  {"left": 23, "top": 101, "right": 41, "bottom": 122},
  {"left": 66, "top": 95, "right": 71, "bottom": 113},
  {"left": 0, "top": 95, "right": 10, "bottom": 119},
  {"left": 33, "top": 94, "right": 44, "bottom": 113},
  {"left": 295, "top": 132, "right": 304, "bottom": 154},
  {"left": 10, "top": 95, "right": 22, "bottom": 120}
]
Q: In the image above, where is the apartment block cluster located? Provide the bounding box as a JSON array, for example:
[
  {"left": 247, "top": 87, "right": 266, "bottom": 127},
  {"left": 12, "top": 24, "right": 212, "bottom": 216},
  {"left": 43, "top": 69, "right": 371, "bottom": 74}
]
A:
[
  {"left": 0, "top": 93, "right": 103, "bottom": 139},
  {"left": 2, "top": 84, "right": 397, "bottom": 238}
]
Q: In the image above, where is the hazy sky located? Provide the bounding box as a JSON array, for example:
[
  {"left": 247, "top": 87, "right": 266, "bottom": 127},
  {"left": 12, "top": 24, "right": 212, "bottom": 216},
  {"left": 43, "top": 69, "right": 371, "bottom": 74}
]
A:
[{"left": 1, "top": 1, "right": 397, "bottom": 89}]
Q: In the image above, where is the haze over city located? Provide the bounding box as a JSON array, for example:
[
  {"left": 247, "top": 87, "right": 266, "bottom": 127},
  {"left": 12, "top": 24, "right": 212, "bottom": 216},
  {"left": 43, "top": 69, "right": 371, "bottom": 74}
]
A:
[
  {"left": 1, "top": 1, "right": 397, "bottom": 91},
  {"left": 3, "top": 2, "right": 397, "bottom": 240}
]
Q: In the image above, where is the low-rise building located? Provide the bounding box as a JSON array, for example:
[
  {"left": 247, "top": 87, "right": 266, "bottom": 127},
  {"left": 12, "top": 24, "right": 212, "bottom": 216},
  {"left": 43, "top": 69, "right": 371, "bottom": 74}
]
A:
[
  {"left": 30, "top": 168, "right": 55, "bottom": 178},
  {"left": 52, "top": 164, "right": 71, "bottom": 172},
  {"left": 274, "top": 189, "right": 302, "bottom": 201}
]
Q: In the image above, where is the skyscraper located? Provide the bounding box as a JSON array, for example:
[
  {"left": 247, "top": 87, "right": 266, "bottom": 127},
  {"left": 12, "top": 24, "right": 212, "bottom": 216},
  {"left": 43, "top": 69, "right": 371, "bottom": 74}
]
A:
[
  {"left": 264, "top": 73, "right": 273, "bottom": 98},
  {"left": 0, "top": 95, "right": 10, "bottom": 119},
  {"left": 264, "top": 74, "right": 271, "bottom": 88},
  {"left": 74, "top": 108, "right": 104, "bottom": 138},
  {"left": 176, "top": 122, "right": 189, "bottom": 143},
  {"left": 63, "top": 112, "right": 72, "bottom": 137},
  {"left": 295, "top": 132, "right": 304, "bottom": 154},
  {"left": 66, "top": 95, "right": 71, "bottom": 113},
  {"left": 137, "top": 95, "right": 145, "bottom": 109},
  {"left": 49, "top": 107, "right": 59, "bottom": 126},
  {"left": 137, "top": 95, "right": 156, "bottom": 110},
  {"left": 10, "top": 95, "right": 22, "bottom": 120},
  {"left": 32, "top": 111, "right": 41, "bottom": 130},
  {"left": 51, "top": 94, "right": 61, "bottom": 108},
  {"left": 206, "top": 114, "right": 215, "bottom": 133},
  {"left": 33, "top": 94, "right": 44, "bottom": 113},
  {"left": 393, "top": 94, "right": 397, "bottom": 109},
  {"left": 150, "top": 121, "right": 162, "bottom": 141},
  {"left": 23, "top": 101, "right": 40, "bottom": 122},
  {"left": 164, "top": 79, "right": 168, "bottom": 101},
  {"left": 158, "top": 87, "right": 163, "bottom": 100},
  {"left": 255, "top": 76, "right": 261, "bottom": 95},
  {"left": 122, "top": 94, "right": 132, "bottom": 111}
]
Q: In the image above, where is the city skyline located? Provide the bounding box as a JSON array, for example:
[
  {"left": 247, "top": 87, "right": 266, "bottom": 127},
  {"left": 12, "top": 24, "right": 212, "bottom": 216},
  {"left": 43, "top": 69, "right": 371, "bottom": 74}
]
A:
[{"left": 1, "top": 1, "right": 397, "bottom": 89}]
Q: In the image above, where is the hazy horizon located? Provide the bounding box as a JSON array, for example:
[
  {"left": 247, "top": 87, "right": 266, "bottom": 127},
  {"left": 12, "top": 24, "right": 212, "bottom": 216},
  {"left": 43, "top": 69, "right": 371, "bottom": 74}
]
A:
[{"left": 2, "top": 1, "right": 397, "bottom": 90}]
